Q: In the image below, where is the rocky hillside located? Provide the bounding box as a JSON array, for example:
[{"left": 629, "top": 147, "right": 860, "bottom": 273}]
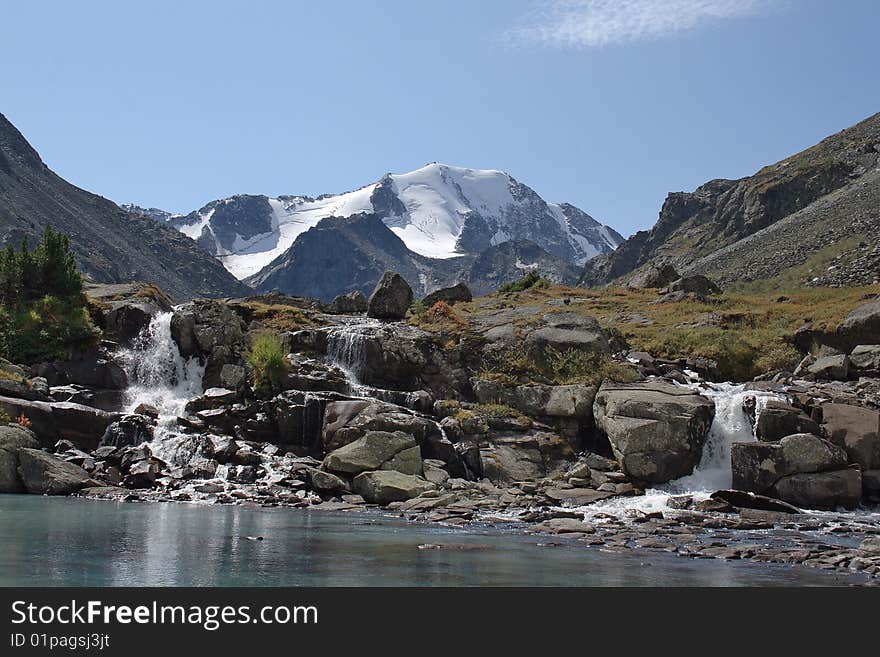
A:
[
  {"left": 246, "top": 212, "right": 582, "bottom": 301},
  {"left": 455, "top": 240, "right": 581, "bottom": 297},
  {"left": 246, "top": 213, "right": 428, "bottom": 302},
  {"left": 581, "top": 111, "right": 880, "bottom": 287},
  {"left": 0, "top": 113, "right": 251, "bottom": 301},
  {"left": 2, "top": 277, "right": 879, "bottom": 580}
]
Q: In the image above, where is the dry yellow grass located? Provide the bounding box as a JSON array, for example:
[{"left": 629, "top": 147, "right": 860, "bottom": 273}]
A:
[
  {"left": 446, "top": 281, "right": 879, "bottom": 381},
  {"left": 237, "top": 302, "right": 324, "bottom": 333}
]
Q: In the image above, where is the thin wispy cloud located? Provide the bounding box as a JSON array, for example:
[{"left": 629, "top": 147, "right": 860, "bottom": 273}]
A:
[{"left": 504, "top": 0, "right": 779, "bottom": 48}]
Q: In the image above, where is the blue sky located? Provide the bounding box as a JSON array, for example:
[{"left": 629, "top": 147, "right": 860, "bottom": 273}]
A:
[{"left": 2, "top": 0, "right": 878, "bottom": 237}]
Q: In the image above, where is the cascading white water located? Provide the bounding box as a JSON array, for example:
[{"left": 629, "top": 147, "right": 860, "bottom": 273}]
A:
[
  {"left": 586, "top": 382, "right": 786, "bottom": 516},
  {"left": 325, "top": 317, "right": 393, "bottom": 401},
  {"left": 115, "top": 312, "right": 204, "bottom": 461},
  {"left": 669, "top": 382, "right": 783, "bottom": 493},
  {"left": 326, "top": 318, "right": 382, "bottom": 385}
]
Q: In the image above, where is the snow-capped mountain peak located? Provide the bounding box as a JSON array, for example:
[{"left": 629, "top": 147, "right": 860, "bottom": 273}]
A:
[
  {"left": 161, "top": 163, "right": 623, "bottom": 280},
  {"left": 121, "top": 203, "right": 182, "bottom": 223}
]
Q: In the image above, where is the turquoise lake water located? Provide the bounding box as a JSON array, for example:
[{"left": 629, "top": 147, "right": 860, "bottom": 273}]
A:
[{"left": 0, "top": 496, "right": 862, "bottom": 586}]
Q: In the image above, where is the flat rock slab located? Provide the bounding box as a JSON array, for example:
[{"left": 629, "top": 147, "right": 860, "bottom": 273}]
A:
[
  {"left": 310, "top": 502, "right": 360, "bottom": 512},
  {"left": 543, "top": 487, "right": 617, "bottom": 505},
  {"left": 710, "top": 489, "right": 802, "bottom": 514},
  {"left": 78, "top": 486, "right": 128, "bottom": 499},
  {"left": 533, "top": 518, "right": 596, "bottom": 534}
]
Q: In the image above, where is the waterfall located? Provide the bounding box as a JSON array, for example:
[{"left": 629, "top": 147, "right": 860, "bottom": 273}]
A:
[
  {"left": 325, "top": 317, "right": 382, "bottom": 388},
  {"left": 669, "top": 382, "right": 784, "bottom": 493},
  {"left": 586, "top": 382, "right": 786, "bottom": 516},
  {"left": 116, "top": 311, "right": 205, "bottom": 460}
]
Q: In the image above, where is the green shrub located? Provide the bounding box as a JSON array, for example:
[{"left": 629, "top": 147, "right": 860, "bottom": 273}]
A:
[
  {"left": 472, "top": 403, "right": 527, "bottom": 420},
  {"left": 0, "top": 295, "right": 98, "bottom": 363},
  {"left": 478, "top": 345, "right": 639, "bottom": 386},
  {"left": 247, "top": 332, "right": 290, "bottom": 392},
  {"left": 410, "top": 301, "right": 427, "bottom": 319},
  {"left": 0, "top": 227, "right": 94, "bottom": 364},
  {"left": 497, "top": 270, "right": 550, "bottom": 295}
]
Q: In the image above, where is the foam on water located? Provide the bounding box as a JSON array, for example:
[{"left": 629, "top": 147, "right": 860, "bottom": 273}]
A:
[
  {"left": 583, "top": 382, "right": 786, "bottom": 517},
  {"left": 115, "top": 311, "right": 205, "bottom": 461},
  {"left": 326, "top": 317, "right": 384, "bottom": 389}
]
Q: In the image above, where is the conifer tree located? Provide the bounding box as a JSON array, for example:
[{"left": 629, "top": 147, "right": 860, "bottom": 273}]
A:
[{"left": 17, "top": 236, "right": 41, "bottom": 300}]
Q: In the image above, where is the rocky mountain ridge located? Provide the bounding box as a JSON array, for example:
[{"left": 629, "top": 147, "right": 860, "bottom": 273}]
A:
[
  {"left": 581, "top": 111, "right": 880, "bottom": 288},
  {"left": 0, "top": 113, "right": 250, "bottom": 301}
]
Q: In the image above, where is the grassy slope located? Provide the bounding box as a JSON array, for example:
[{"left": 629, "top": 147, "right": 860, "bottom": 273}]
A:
[{"left": 414, "top": 278, "right": 879, "bottom": 382}]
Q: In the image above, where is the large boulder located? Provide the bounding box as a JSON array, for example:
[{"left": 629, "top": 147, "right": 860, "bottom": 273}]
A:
[
  {"left": 666, "top": 275, "right": 721, "bottom": 297},
  {"left": 835, "top": 299, "right": 880, "bottom": 352},
  {"left": 755, "top": 400, "right": 820, "bottom": 442},
  {"left": 0, "top": 396, "right": 119, "bottom": 451},
  {"left": 219, "top": 364, "right": 248, "bottom": 390},
  {"left": 807, "top": 355, "right": 851, "bottom": 380},
  {"left": 319, "top": 400, "right": 461, "bottom": 473},
  {"left": 850, "top": 345, "right": 880, "bottom": 373},
  {"left": 171, "top": 300, "right": 245, "bottom": 358},
  {"left": 472, "top": 380, "right": 598, "bottom": 422},
  {"left": 367, "top": 272, "right": 413, "bottom": 320},
  {"left": 323, "top": 431, "right": 418, "bottom": 475},
  {"left": 322, "top": 401, "right": 435, "bottom": 450},
  {"left": 593, "top": 381, "right": 714, "bottom": 484},
  {"left": 321, "top": 400, "right": 372, "bottom": 447},
  {"left": 820, "top": 403, "right": 880, "bottom": 470},
  {"left": 0, "top": 377, "right": 50, "bottom": 402},
  {"left": 171, "top": 299, "right": 246, "bottom": 386},
  {"left": 17, "top": 448, "right": 93, "bottom": 495},
  {"left": 327, "top": 291, "right": 368, "bottom": 315},
  {"left": 103, "top": 300, "right": 164, "bottom": 345},
  {"left": 732, "top": 433, "right": 849, "bottom": 494},
  {"left": 421, "top": 282, "right": 473, "bottom": 308},
  {"left": 185, "top": 387, "right": 239, "bottom": 413},
  {"left": 309, "top": 469, "right": 349, "bottom": 493},
  {"left": 626, "top": 263, "right": 680, "bottom": 289},
  {"left": 732, "top": 442, "right": 782, "bottom": 494},
  {"left": 352, "top": 470, "right": 434, "bottom": 504},
  {"left": 524, "top": 312, "right": 610, "bottom": 363},
  {"left": 0, "top": 424, "right": 40, "bottom": 452},
  {"left": 778, "top": 433, "right": 850, "bottom": 473},
  {"left": 773, "top": 468, "right": 862, "bottom": 510},
  {"left": 480, "top": 431, "right": 573, "bottom": 483},
  {"left": 283, "top": 355, "right": 349, "bottom": 394},
  {"left": 100, "top": 414, "right": 155, "bottom": 449},
  {"left": 0, "top": 424, "right": 40, "bottom": 492},
  {"left": 380, "top": 445, "right": 423, "bottom": 476},
  {"left": 48, "top": 385, "right": 124, "bottom": 412},
  {"left": 31, "top": 358, "right": 127, "bottom": 390}
]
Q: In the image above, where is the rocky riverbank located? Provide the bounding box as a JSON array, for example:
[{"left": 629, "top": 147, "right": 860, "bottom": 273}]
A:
[{"left": 1, "top": 277, "right": 879, "bottom": 583}]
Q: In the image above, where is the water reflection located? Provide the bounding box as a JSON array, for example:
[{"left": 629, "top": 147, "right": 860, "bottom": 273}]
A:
[{"left": 0, "top": 496, "right": 860, "bottom": 586}]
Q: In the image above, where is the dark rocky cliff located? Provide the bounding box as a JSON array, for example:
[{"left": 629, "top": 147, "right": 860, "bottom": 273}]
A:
[
  {"left": 581, "top": 111, "right": 880, "bottom": 287},
  {"left": 0, "top": 113, "right": 251, "bottom": 301}
]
